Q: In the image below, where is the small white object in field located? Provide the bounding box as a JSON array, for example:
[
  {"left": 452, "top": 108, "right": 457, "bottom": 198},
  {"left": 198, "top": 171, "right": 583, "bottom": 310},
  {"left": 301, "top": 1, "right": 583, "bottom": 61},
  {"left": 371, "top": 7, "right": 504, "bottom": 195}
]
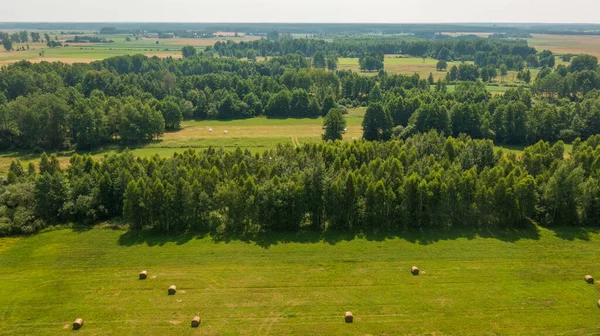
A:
[
  {"left": 208, "top": 128, "right": 212, "bottom": 132},
  {"left": 343, "top": 127, "right": 347, "bottom": 133},
  {"left": 224, "top": 130, "right": 228, "bottom": 134}
]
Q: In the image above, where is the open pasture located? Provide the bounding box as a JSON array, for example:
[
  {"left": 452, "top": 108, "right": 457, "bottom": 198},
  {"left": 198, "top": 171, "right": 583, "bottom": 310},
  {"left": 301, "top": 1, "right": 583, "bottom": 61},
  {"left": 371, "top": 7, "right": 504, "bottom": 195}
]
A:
[{"left": 0, "top": 225, "right": 599, "bottom": 335}]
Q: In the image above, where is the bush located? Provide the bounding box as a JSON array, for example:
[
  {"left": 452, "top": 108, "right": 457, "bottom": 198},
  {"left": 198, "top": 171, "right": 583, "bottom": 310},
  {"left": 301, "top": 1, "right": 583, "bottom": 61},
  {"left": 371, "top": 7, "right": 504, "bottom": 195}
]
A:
[{"left": 558, "top": 129, "right": 579, "bottom": 143}]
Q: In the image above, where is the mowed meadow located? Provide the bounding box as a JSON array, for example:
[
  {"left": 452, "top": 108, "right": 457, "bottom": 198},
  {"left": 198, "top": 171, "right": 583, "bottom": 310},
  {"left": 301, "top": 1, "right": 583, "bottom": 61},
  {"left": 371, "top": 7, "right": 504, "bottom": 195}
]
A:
[
  {"left": 0, "top": 225, "right": 599, "bottom": 335},
  {"left": 0, "top": 109, "right": 366, "bottom": 174}
]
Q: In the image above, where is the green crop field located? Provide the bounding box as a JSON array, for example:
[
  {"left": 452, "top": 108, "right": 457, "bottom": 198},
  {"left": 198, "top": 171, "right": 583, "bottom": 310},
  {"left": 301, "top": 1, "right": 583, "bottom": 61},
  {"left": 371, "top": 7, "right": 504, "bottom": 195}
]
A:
[
  {"left": 1, "top": 225, "right": 599, "bottom": 335},
  {"left": 0, "top": 35, "right": 261, "bottom": 65}
]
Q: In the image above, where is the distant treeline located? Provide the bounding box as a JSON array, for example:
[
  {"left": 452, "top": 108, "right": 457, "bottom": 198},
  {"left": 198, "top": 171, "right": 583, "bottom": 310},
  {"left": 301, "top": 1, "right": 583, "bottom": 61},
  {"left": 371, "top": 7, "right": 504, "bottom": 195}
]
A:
[
  {"left": 1, "top": 132, "right": 600, "bottom": 236},
  {"left": 212, "top": 36, "right": 537, "bottom": 62},
  {"left": 65, "top": 36, "right": 114, "bottom": 43},
  {"left": 1, "top": 22, "right": 599, "bottom": 35}
]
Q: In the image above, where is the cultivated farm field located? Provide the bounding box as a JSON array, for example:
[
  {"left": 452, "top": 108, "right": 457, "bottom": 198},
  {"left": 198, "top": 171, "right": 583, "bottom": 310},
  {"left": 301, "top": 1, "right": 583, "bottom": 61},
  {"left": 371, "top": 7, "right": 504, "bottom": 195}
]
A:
[
  {"left": 0, "top": 35, "right": 261, "bottom": 65},
  {"left": 0, "top": 225, "right": 599, "bottom": 335},
  {"left": 528, "top": 34, "right": 600, "bottom": 58}
]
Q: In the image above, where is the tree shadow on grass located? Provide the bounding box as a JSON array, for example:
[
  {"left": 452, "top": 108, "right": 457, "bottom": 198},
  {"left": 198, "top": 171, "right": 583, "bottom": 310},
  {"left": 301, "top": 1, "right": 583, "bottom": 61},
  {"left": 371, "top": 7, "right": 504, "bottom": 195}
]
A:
[
  {"left": 115, "top": 221, "right": 545, "bottom": 249},
  {"left": 210, "top": 230, "right": 347, "bottom": 248},
  {"left": 118, "top": 228, "right": 204, "bottom": 247},
  {"left": 371, "top": 225, "right": 541, "bottom": 246},
  {"left": 549, "top": 226, "right": 600, "bottom": 241}
]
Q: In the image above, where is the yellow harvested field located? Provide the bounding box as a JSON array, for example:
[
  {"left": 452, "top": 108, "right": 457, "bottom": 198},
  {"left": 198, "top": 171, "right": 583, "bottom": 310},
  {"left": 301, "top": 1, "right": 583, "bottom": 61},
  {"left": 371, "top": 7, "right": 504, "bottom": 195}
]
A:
[{"left": 528, "top": 34, "right": 600, "bottom": 58}]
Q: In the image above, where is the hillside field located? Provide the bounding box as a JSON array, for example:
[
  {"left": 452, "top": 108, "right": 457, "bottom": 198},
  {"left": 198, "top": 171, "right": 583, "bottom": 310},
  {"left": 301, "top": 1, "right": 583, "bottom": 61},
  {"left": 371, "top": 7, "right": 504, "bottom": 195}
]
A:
[{"left": 0, "top": 225, "right": 599, "bottom": 335}]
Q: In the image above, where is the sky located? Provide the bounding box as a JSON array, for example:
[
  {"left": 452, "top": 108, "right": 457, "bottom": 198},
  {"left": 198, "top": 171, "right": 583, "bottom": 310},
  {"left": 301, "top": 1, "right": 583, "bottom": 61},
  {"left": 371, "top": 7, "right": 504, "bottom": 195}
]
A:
[{"left": 1, "top": 0, "right": 598, "bottom": 23}]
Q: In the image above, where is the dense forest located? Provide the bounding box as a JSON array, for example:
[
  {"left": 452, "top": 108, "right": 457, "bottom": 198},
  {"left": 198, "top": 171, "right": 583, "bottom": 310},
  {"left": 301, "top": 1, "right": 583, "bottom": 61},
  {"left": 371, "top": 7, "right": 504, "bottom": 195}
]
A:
[
  {"left": 1, "top": 34, "right": 600, "bottom": 236},
  {"left": 0, "top": 46, "right": 599, "bottom": 151},
  {"left": 1, "top": 132, "right": 600, "bottom": 236}
]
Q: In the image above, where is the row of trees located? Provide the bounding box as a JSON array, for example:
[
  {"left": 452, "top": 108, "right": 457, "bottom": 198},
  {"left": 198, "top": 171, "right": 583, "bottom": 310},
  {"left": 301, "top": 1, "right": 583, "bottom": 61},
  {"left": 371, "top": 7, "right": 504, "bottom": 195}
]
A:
[
  {"left": 0, "top": 31, "right": 44, "bottom": 51},
  {"left": 2, "top": 132, "right": 599, "bottom": 236},
  {"left": 212, "top": 36, "right": 536, "bottom": 61}
]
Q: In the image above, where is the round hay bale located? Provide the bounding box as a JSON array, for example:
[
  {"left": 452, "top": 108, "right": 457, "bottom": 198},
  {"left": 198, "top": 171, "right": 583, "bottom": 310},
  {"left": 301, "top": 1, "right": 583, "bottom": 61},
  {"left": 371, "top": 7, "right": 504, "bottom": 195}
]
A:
[
  {"left": 344, "top": 311, "right": 353, "bottom": 323},
  {"left": 411, "top": 266, "right": 420, "bottom": 276},
  {"left": 208, "top": 128, "right": 212, "bottom": 132},
  {"left": 139, "top": 270, "right": 147, "bottom": 280},
  {"left": 191, "top": 316, "right": 201, "bottom": 328},
  {"left": 585, "top": 275, "right": 594, "bottom": 284},
  {"left": 72, "top": 318, "right": 84, "bottom": 330},
  {"left": 168, "top": 285, "right": 177, "bottom": 295},
  {"left": 597, "top": 300, "right": 600, "bottom": 308},
  {"left": 224, "top": 130, "right": 228, "bottom": 134}
]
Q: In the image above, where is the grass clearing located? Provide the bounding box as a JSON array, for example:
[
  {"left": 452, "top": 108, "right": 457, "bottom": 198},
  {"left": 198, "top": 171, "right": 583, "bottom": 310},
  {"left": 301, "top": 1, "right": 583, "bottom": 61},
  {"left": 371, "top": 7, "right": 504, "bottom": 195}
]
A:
[
  {"left": 0, "top": 225, "right": 599, "bottom": 335},
  {"left": 338, "top": 56, "right": 460, "bottom": 80},
  {"left": 0, "top": 112, "right": 366, "bottom": 173},
  {"left": 338, "top": 56, "right": 528, "bottom": 85}
]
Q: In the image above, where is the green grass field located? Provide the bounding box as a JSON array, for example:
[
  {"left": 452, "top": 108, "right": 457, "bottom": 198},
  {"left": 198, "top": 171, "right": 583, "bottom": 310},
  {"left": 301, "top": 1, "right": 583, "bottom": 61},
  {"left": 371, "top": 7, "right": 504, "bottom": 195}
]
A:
[{"left": 1, "top": 225, "right": 599, "bottom": 335}]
